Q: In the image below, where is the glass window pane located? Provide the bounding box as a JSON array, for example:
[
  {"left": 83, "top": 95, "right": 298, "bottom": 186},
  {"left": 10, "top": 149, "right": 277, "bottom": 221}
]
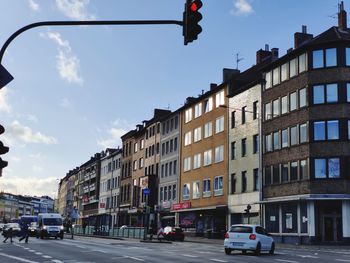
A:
[
  {"left": 327, "top": 120, "right": 339, "bottom": 140},
  {"left": 273, "top": 67, "right": 280, "bottom": 86},
  {"left": 313, "top": 50, "right": 324, "bottom": 68},
  {"left": 265, "top": 166, "right": 272, "bottom": 185},
  {"left": 325, "top": 48, "right": 337, "bottom": 67},
  {"left": 266, "top": 134, "right": 272, "bottom": 152},
  {"left": 347, "top": 48, "right": 350, "bottom": 66},
  {"left": 313, "top": 85, "right": 325, "bottom": 104},
  {"left": 300, "top": 160, "right": 308, "bottom": 180},
  {"left": 300, "top": 123, "right": 308, "bottom": 143},
  {"left": 265, "top": 71, "right": 272, "bottom": 89},
  {"left": 299, "top": 88, "right": 307, "bottom": 108},
  {"left": 265, "top": 103, "right": 271, "bottom": 120},
  {"left": 315, "top": 159, "right": 326, "bottom": 178},
  {"left": 273, "top": 132, "right": 280, "bottom": 150},
  {"left": 273, "top": 99, "right": 280, "bottom": 117},
  {"left": 328, "top": 158, "right": 340, "bottom": 178},
  {"left": 314, "top": 121, "right": 325, "bottom": 141},
  {"left": 348, "top": 120, "right": 350, "bottom": 140},
  {"left": 282, "top": 129, "right": 288, "bottom": 148},
  {"left": 326, "top": 84, "right": 338, "bottom": 103},
  {"left": 290, "top": 126, "right": 297, "bottom": 145},
  {"left": 281, "top": 96, "right": 288, "bottom": 114},
  {"left": 273, "top": 165, "right": 280, "bottom": 184},
  {"left": 281, "top": 63, "right": 288, "bottom": 81},
  {"left": 290, "top": 92, "right": 297, "bottom": 111},
  {"left": 290, "top": 58, "right": 297, "bottom": 77},
  {"left": 348, "top": 83, "right": 350, "bottom": 102},
  {"left": 290, "top": 162, "right": 298, "bottom": 181},
  {"left": 282, "top": 163, "right": 289, "bottom": 182},
  {"left": 299, "top": 53, "right": 307, "bottom": 73}
]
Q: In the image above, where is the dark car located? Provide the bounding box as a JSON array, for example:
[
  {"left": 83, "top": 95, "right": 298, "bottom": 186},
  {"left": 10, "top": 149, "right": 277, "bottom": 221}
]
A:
[
  {"left": 163, "top": 226, "right": 185, "bottom": 241},
  {"left": 28, "top": 222, "right": 38, "bottom": 237},
  {"left": 2, "top": 223, "right": 21, "bottom": 237}
]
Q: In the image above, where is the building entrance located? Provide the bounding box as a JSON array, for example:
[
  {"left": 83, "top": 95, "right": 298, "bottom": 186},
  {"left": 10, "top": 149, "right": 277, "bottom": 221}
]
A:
[{"left": 317, "top": 201, "right": 342, "bottom": 242}]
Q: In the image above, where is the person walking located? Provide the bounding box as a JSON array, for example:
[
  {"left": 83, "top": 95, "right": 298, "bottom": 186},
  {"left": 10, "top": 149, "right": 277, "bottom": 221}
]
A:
[
  {"left": 3, "top": 227, "right": 13, "bottom": 243},
  {"left": 19, "top": 223, "right": 29, "bottom": 243}
]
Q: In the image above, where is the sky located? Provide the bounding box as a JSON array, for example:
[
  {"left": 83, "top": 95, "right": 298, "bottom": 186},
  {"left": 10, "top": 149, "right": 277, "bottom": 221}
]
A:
[{"left": 0, "top": 0, "right": 343, "bottom": 197}]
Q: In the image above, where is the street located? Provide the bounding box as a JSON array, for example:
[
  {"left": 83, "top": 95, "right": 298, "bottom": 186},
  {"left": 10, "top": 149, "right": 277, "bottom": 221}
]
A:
[{"left": 0, "top": 236, "right": 350, "bottom": 263}]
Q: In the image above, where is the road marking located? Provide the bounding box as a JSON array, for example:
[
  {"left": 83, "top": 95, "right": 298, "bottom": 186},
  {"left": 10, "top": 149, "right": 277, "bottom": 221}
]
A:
[
  {"left": 296, "top": 254, "right": 319, "bottom": 258},
  {"left": 182, "top": 254, "right": 198, "bottom": 258},
  {"left": 29, "top": 250, "right": 36, "bottom": 252},
  {"left": 42, "top": 255, "right": 52, "bottom": 259},
  {"left": 123, "top": 256, "right": 145, "bottom": 261},
  {"left": 336, "top": 259, "right": 350, "bottom": 262},
  {"left": 35, "top": 252, "right": 43, "bottom": 255},
  {"left": 51, "top": 260, "right": 64, "bottom": 263},
  {"left": 199, "top": 251, "right": 215, "bottom": 254},
  {"left": 275, "top": 260, "right": 299, "bottom": 263},
  {"left": 0, "top": 252, "right": 39, "bottom": 263},
  {"left": 210, "top": 259, "right": 228, "bottom": 263},
  {"left": 74, "top": 245, "right": 86, "bottom": 249}
]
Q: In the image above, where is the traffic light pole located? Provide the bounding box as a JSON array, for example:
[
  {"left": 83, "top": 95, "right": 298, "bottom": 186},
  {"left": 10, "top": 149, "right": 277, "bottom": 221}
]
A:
[{"left": 0, "top": 19, "right": 183, "bottom": 64}]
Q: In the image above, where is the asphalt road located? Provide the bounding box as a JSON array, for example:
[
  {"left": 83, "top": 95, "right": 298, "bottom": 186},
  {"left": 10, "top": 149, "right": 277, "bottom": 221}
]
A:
[{"left": 0, "top": 235, "right": 350, "bottom": 263}]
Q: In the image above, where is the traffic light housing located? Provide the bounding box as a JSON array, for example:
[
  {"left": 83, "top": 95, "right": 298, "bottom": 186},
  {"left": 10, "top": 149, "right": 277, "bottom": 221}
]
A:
[
  {"left": 0, "top": 124, "right": 9, "bottom": 175},
  {"left": 183, "top": 0, "right": 203, "bottom": 45}
]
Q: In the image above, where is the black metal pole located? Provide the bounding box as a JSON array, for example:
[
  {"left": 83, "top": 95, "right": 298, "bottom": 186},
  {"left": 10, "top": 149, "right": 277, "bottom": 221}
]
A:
[{"left": 0, "top": 19, "right": 183, "bottom": 64}]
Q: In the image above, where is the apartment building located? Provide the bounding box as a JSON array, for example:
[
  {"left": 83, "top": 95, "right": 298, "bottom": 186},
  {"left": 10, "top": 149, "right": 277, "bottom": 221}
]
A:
[
  {"left": 177, "top": 84, "right": 229, "bottom": 236},
  {"left": 0, "top": 193, "right": 18, "bottom": 221},
  {"left": 159, "top": 111, "right": 181, "bottom": 227},
  {"left": 262, "top": 4, "right": 350, "bottom": 243}
]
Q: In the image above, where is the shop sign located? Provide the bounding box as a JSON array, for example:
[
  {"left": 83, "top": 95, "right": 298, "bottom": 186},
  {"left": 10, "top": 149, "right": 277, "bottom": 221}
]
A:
[
  {"left": 99, "top": 202, "right": 105, "bottom": 208},
  {"left": 140, "top": 176, "right": 148, "bottom": 189},
  {"left": 172, "top": 201, "right": 191, "bottom": 210},
  {"left": 162, "top": 201, "right": 171, "bottom": 209}
]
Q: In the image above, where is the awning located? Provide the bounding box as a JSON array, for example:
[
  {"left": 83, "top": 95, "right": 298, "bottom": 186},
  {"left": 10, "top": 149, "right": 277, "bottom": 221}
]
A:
[
  {"left": 257, "top": 194, "right": 350, "bottom": 204},
  {"left": 171, "top": 205, "right": 227, "bottom": 213}
]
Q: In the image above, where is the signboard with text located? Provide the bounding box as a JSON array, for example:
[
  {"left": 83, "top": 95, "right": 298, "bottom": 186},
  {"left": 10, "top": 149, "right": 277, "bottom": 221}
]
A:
[{"left": 172, "top": 201, "right": 191, "bottom": 210}]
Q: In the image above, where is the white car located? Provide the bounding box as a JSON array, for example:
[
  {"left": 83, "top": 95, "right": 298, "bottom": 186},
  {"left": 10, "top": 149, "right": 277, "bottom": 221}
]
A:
[{"left": 224, "top": 224, "right": 275, "bottom": 255}]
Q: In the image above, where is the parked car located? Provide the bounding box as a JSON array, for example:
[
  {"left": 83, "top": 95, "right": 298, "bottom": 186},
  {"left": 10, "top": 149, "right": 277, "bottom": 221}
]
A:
[
  {"left": 2, "top": 223, "right": 21, "bottom": 237},
  {"left": 224, "top": 224, "right": 275, "bottom": 256},
  {"left": 163, "top": 226, "right": 185, "bottom": 241},
  {"left": 0, "top": 223, "right": 5, "bottom": 232},
  {"left": 28, "top": 222, "right": 38, "bottom": 237}
]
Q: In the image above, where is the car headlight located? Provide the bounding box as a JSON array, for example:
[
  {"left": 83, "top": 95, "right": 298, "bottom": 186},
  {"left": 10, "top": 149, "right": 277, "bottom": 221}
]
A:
[
  {"left": 60, "top": 226, "right": 64, "bottom": 230},
  {"left": 43, "top": 226, "right": 47, "bottom": 230}
]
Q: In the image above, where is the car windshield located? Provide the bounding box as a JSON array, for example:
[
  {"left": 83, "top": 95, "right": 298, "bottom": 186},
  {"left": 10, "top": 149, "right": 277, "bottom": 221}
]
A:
[
  {"left": 43, "top": 218, "right": 62, "bottom": 225},
  {"left": 229, "top": 226, "right": 253, "bottom": 233}
]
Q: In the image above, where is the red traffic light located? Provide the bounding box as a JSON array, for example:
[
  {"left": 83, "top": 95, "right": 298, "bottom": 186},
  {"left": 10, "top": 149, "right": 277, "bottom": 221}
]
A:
[
  {"left": 190, "top": 3, "right": 198, "bottom": 12},
  {"left": 190, "top": 0, "right": 202, "bottom": 12}
]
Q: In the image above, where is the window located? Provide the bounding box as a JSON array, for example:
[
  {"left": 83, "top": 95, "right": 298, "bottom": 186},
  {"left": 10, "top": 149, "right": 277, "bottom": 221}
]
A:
[
  {"left": 265, "top": 134, "right": 272, "bottom": 152},
  {"left": 230, "top": 174, "right": 236, "bottom": 194},
  {"left": 184, "top": 131, "right": 192, "bottom": 146},
  {"left": 204, "top": 149, "right": 212, "bottom": 166},
  {"left": 204, "top": 97, "right": 213, "bottom": 113},
  {"left": 282, "top": 163, "right": 289, "bottom": 182},
  {"left": 253, "top": 168, "right": 259, "bottom": 191},
  {"left": 346, "top": 48, "right": 350, "bottom": 66},
  {"left": 242, "top": 106, "right": 246, "bottom": 124},
  {"left": 169, "top": 162, "right": 173, "bottom": 176},
  {"left": 215, "top": 145, "right": 224, "bottom": 163},
  {"left": 140, "top": 139, "right": 144, "bottom": 149},
  {"left": 203, "top": 179, "right": 211, "bottom": 197},
  {"left": 328, "top": 158, "right": 340, "bottom": 178},
  {"left": 299, "top": 88, "right": 307, "bottom": 108},
  {"left": 173, "top": 160, "right": 177, "bottom": 174},
  {"left": 347, "top": 83, "right": 350, "bottom": 102},
  {"left": 290, "top": 161, "right": 298, "bottom": 181},
  {"left": 348, "top": 120, "right": 350, "bottom": 139},
  {"left": 300, "top": 159, "right": 308, "bottom": 179},
  {"left": 265, "top": 71, "right": 272, "bottom": 89},
  {"left": 253, "top": 101, "right": 258, "bottom": 120},
  {"left": 231, "top": 142, "right": 236, "bottom": 160},
  {"left": 273, "top": 131, "right": 280, "bottom": 150},
  {"left": 273, "top": 99, "right": 280, "bottom": 117},
  {"left": 314, "top": 83, "right": 339, "bottom": 104},
  {"left": 253, "top": 134, "right": 259, "bottom": 154},
  {"left": 173, "top": 184, "right": 176, "bottom": 200},
  {"left": 314, "top": 158, "right": 340, "bottom": 179},
  {"left": 175, "top": 116, "right": 179, "bottom": 129},
  {"left": 314, "top": 159, "right": 326, "bottom": 178},
  {"left": 204, "top": 122, "right": 212, "bottom": 138},
  {"left": 194, "top": 127, "right": 202, "bottom": 142},
  {"left": 160, "top": 187, "right": 163, "bottom": 201},
  {"left": 282, "top": 128, "right": 288, "bottom": 148},
  {"left": 273, "top": 67, "right": 280, "bottom": 86},
  {"left": 313, "top": 50, "right": 324, "bottom": 68},
  {"left": 214, "top": 176, "right": 223, "bottom": 196},
  {"left": 281, "top": 63, "right": 288, "bottom": 81},
  {"left": 194, "top": 103, "right": 202, "bottom": 118},
  {"left": 183, "top": 183, "right": 190, "bottom": 200},
  {"left": 313, "top": 48, "right": 337, "bottom": 68},
  {"left": 231, "top": 111, "right": 236, "bottom": 128},
  {"left": 164, "top": 186, "right": 168, "bottom": 201},
  {"left": 265, "top": 166, "right": 272, "bottom": 185},
  {"left": 325, "top": 48, "right": 337, "bottom": 67},
  {"left": 192, "top": 181, "right": 200, "bottom": 199},
  {"left": 134, "top": 142, "right": 138, "bottom": 153},
  {"left": 281, "top": 96, "right": 288, "bottom": 114},
  {"left": 184, "top": 157, "right": 191, "bottom": 172},
  {"left": 241, "top": 138, "right": 247, "bottom": 157},
  {"left": 265, "top": 102, "right": 271, "bottom": 120},
  {"left": 314, "top": 120, "right": 339, "bottom": 141},
  {"left": 290, "top": 58, "right": 297, "bottom": 77},
  {"left": 215, "top": 116, "right": 224, "bottom": 133},
  {"left": 241, "top": 171, "right": 247, "bottom": 193},
  {"left": 139, "top": 158, "right": 144, "bottom": 169},
  {"left": 185, "top": 108, "right": 192, "bottom": 123},
  {"left": 299, "top": 53, "right": 307, "bottom": 73},
  {"left": 193, "top": 153, "right": 201, "bottom": 169},
  {"left": 290, "top": 126, "right": 298, "bottom": 146},
  {"left": 273, "top": 165, "right": 280, "bottom": 184},
  {"left": 326, "top": 84, "right": 338, "bottom": 103},
  {"left": 327, "top": 120, "right": 339, "bottom": 140},
  {"left": 300, "top": 123, "right": 308, "bottom": 143},
  {"left": 313, "top": 85, "right": 324, "bottom": 104},
  {"left": 290, "top": 92, "right": 297, "bottom": 111},
  {"left": 168, "top": 185, "right": 172, "bottom": 200},
  {"left": 314, "top": 121, "right": 325, "bottom": 140},
  {"left": 216, "top": 90, "right": 225, "bottom": 107},
  {"left": 174, "top": 137, "right": 178, "bottom": 151}
]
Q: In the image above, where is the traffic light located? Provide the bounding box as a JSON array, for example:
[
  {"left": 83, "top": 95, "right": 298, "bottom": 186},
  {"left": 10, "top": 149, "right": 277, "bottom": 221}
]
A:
[
  {"left": 183, "top": 0, "right": 203, "bottom": 45},
  {"left": 244, "top": 204, "right": 251, "bottom": 214},
  {"left": 0, "top": 124, "right": 9, "bottom": 176}
]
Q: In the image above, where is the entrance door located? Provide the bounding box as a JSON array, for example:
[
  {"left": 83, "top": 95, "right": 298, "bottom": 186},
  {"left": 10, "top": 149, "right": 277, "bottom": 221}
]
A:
[
  {"left": 323, "top": 216, "right": 342, "bottom": 242},
  {"left": 324, "top": 217, "right": 334, "bottom": 242}
]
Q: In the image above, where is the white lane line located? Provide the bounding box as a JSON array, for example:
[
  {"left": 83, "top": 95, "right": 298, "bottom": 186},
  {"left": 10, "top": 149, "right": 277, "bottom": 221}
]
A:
[
  {"left": 199, "top": 251, "right": 215, "bottom": 254},
  {"left": 35, "top": 252, "right": 43, "bottom": 255},
  {"left": 182, "top": 254, "right": 199, "bottom": 258},
  {"left": 210, "top": 259, "right": 228, "bottom": 263},
  {"left": 124, "top": 256, "right": 145, "bottom": 261},
  {"left": 296, "top": 254, "right": 319, "bottom": 258},
  {"left": 42, "top": 255, "right": 52, "bottom": 259},
  {"left": 51, "top": 260, "right": 64, "bottom": 263},
  {"left": 336, "top": 259, "right": 350, "bottom": 262},
  {"left": 28, "top": 249, "right": 36, "bottom": 252},
  {"left": 0, "top": 252, "right": 39, "bottom": 263},
  {"left": 74, "top": 245, "right": 86, "bottom": 249},
  {"left": 275, "top": 260, "right": 299, "bottom": 263}
]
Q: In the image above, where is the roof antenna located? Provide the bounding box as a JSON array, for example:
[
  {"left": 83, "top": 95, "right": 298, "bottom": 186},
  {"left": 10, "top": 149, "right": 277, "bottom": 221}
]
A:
[{"left": 236, "top": 53, "right": 244, "bottom": 70}]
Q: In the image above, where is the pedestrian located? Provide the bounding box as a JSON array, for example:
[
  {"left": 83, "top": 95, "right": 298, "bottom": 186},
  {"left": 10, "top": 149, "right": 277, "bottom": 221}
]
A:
[
  {"left": 149, "top": 220, "right": 156, "bottom": 241},
  {"left": 3, "top": 227, "right": 13, "bottom": 243},
  {"left": 19, "top": 223, "right": 29, "bottom": 243},
  {"left": 82, "top": 221, "right": 87, "bottom": 235}
]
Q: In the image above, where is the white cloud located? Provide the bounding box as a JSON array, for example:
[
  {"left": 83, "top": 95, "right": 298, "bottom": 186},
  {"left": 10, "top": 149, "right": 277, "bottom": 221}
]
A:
[
  {"left": 59, "top": 97, "right": 71, "bottom": 108},
  {"left": 45, "top": 32, "right": 83, "bottom": 85},
  {"left": 32, "top": 165, "right": 43, "bottom": 173},
  {"left": 9, "top": 156, "right": 21, "bottom": 162},
  {"left": 231, "top": 0, "right": 254, "bottom": 16},
  {"left": 29, "top": 152, "right": 45, "bottom": 159},
  {"left": 0, "top": 176, "right": 58, "bottom": 197},
  {"left": 28, "top": 0, "right": 40, "bottom": 11},
  {"left": 5, "top": 120, "right": 58, "bottom": 145},
  {"left": 0, "top": 87, "right": 11, "bottom": 113},
  {"left": 26, "top": 114, "right": 39, "bottom": 123},
  {"left": 55, "top": 0, "right": 96, "bottom": 20}
]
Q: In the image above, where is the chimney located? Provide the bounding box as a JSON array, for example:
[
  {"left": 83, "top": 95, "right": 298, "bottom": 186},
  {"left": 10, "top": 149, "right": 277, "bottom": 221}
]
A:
[
  {"left": 338, "top": 1, "right": 347, "bottom": 30},
  {"left": 256, "top": 44, "right": 272, "bottom": 64},
  {"left": 222, "top": 68, "right": 240, "bottom": 82},
  {"left": 294, "top": 25, "right": 313, "bottom": 48},
  {"left": 210, "top": 83, "right": 217, "bottom": 91},
  {"left": 271, "top": 48, "right": 279, "bottom": 61}
]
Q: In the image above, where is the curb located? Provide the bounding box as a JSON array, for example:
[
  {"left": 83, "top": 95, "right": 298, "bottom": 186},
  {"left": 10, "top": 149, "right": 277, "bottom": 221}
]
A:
[{"left": 140, "top": 240, "right": 172, "bottom": 244}]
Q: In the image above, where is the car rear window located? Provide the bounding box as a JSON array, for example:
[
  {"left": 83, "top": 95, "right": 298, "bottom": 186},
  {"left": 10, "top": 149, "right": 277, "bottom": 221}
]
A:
[{"left": 229, "top": 226, "right": 253, "bottom": 233}]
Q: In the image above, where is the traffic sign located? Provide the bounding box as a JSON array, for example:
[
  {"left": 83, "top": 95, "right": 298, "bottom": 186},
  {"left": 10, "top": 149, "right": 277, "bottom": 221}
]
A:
[{"left": 143, "top": 188, "right": 150, "bottom": 195}]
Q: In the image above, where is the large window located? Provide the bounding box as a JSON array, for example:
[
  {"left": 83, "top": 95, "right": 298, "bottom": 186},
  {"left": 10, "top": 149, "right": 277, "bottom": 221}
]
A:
[
  {"left": 215, "top": 116, "right": 225, "bottom": 133},
  {"left": 183, "top": 183, "right": 190, "bottom": 200},
  {"left": 216, "top": 91, "right": 225, "bottom": 107},
  {"left": 314, "top": 158, "right": 340, "bottom": 179},
  {"left": 281, "top": 96, "right": 288, "bottom": 114},
  {"left": 282, "top": 128, "right": 288, "bottom": 148},
  {"left": 273, "top": 99, "right": 280, "bottom": 117},
  {"left": 204, "top": 149, "right": 212, "bottom": 166},
  {"left": 314, "top": 83, "right": 339, "bottom": 104},
  {"left": 313, "top": 48, "right": 337, "bottom": 69},
  {"left": 183, "top": 157, "right": 191, "bottom": 172},
  {"left": 194, "top": 103, "right": 202, "bottom": 118},
  {"left": 265, "top": 102, "right": 271, "bottom": 120},
  {"left": 214, "top": 176, "right": 223, "bottom": 196},
  {"left": 194, "top": 127, "right": 202, "bottom": 142},
  {"left": 184, "top": 131, "right": 192, "bottom": 146},
  {"left": 299, "top": 88, "right": 307, "bottom": 108},
  {"left": 192, "top": 181, "right": 200, "bottom": 199},
  {"left": 203, "top": 179, "right": 211, "bottom": 197},
  {"left": 204, "top": 97, "right": 213, "bottom": 113},
  {"left": 215, "top": 145, "right": 224, "bottom": 163},
  {"left": 185, "top": 108, "right": 192, "bottom": 123},
  {"left": 299, "top": 123, "right": 308, "bottom": 143},
  {"left": 314, "top": 120, "right": 339, "bottom": 141},
  {"left": 193, "top": 154, "right": 201, "bottom": 169},
  {"left": 204, "top": 122, "right": 212, "bottom": 138}
]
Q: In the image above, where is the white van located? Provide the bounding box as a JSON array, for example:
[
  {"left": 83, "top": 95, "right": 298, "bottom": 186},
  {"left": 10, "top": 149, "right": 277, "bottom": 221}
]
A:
[{"left": 36, "top": 213, "right": 64, "bottom": 239}]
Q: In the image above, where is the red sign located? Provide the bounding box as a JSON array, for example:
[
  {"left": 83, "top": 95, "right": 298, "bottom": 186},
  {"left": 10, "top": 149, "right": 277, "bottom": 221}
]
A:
[
  {"left": 172, "top": 201, "right": 191, "bottom": 210},
  {"left": 99, "top": 203, "right": 105, "bottom": 208}
]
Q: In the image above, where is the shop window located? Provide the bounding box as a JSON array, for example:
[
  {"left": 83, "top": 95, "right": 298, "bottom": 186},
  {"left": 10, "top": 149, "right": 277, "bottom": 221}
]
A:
[
  {"left": 300, "top": 203, "right": 308, "bottom": 233},
  {"left": 282, "top": 203, "right": 298, "bottom": 233},
  {"left": 265, "top": 204, "right": 280, "bottom": 233}
]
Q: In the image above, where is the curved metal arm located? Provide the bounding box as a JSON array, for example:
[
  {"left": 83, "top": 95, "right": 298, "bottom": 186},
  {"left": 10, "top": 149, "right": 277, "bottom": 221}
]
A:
[{"left": 0, "top": 20, "right": 183, "bottom": 63}]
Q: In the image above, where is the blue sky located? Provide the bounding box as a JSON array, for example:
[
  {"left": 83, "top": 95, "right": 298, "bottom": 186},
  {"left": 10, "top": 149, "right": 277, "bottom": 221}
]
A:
[{"left": 0, "top": 0, "right": 342, "bottom": 197}]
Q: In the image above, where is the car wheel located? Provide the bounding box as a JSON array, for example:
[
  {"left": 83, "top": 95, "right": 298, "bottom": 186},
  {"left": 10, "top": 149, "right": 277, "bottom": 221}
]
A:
[
  {"left": 60, "top": 235, "right": 64, "bottom": 240},
  {"left": 225, "top": 248, "right": 232, "bottom": 255},
  {"left": 242, "top": 250, "right": 247, "bottom": 255},
  {"left": 269, "top": 242, "right": 275, "bottom": 255},
  {"left": 254, "top": 242, "right": 261, "bottom": 256}
]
